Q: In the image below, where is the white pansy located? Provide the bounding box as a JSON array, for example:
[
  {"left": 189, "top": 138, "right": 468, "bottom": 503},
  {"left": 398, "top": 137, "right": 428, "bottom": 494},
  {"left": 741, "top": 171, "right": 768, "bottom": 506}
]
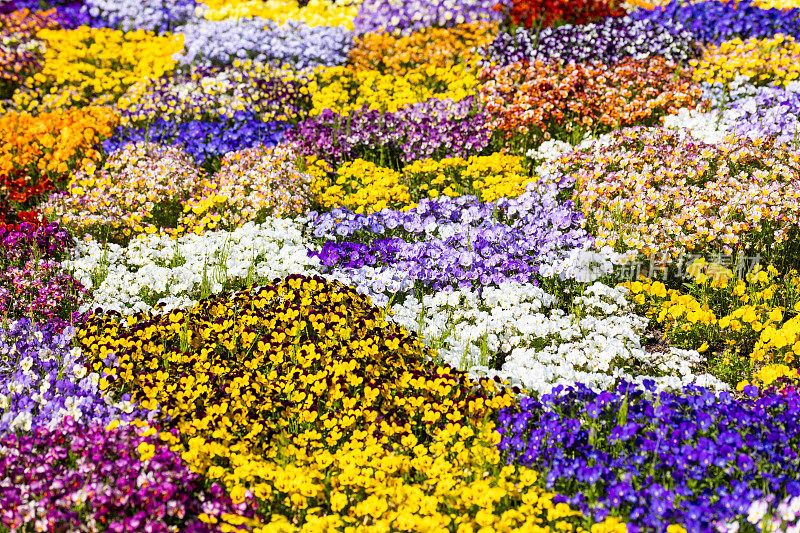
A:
[
  {"left": 389, "top": 279, "right": 727, "bottom": 395},
  {"left": 19, "top": 356, "right": 34, "bottom": 374},
  {"left": 115, "top": 400, "right": 136, "bottom": 414},
  {"left": 66, "top": 219, "right": 320, "bottom": 314},
  {"left": 10, "top": 411, "right": 32, "bottom": 432},
  {"left": 539, "top": 244, "right": 634, "bottom": 283},
  {"left": 72, "top": 364, "right": 87, "bottom": 380}
]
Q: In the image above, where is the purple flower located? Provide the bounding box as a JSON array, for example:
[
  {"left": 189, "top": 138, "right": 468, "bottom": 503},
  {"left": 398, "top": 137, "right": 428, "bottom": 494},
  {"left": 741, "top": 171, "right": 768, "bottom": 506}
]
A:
[
  {"left": 177, "top": 17, "right": 354, "bottom": 70},
  {"left": 479, "top": 15, "right": 700, "bottom": 68},
  {"left": 353, "top": 0, "right": 509, "bottom": 35},
  {"left": 0, "top": 319, "right": 142, "bottom": 434},
  {"left": 633, "top": 0, "right": 800, "bottom": 44},
  {"left": 308, "top": 177, "right": 591, "bottom": 296},
  {"left": 104, "top": 114, "right": 287, "bottom": 164},
  {"left": 287, "top": 96, "right": 492, "bottom": 168},
  {"left": 0, "top": 417, "right": 255, "bottom": 530},
  {"left": 497, "top": 382, "right": 800, "bottom": 531}
]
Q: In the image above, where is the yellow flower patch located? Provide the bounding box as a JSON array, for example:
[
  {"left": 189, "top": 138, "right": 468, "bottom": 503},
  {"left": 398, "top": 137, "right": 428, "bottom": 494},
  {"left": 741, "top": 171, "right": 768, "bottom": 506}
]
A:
[
  {"left": 309, "top": 63, "right": 478, "bottom": 117},
  {"left": 14, "top": 26, "right": 182, "bottom": 110},
  {"left": 200, "top": 0, "right": 359, "bottom": 29},
  {"left": 622, "top": 262, "right": 800, "bottom": 388},
  {"left": 691, "top": 34, "right": 800, "bottom": 87},
  {"left": 75, "top": 274, "right": 600, "bottom": 530}
]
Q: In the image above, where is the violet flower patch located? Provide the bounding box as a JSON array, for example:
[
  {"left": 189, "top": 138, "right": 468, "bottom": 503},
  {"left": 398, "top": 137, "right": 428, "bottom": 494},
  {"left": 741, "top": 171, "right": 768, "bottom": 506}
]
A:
[
  {"left": 287, "top": 96, "right": 492, "bottom": 169},
  {"left": 308, "top": 173, "right": 589, "bottom": 300},
  {"left": 0, "top": 318, "right": 145, "bottom": 434},
  {"left": 498, "top": 381, "right": 800, "bottom": 532},
  {"left": 102, "top": 113, "right": 287, "bottom": 165},
  {"left": 479, "top": 16, "right": 700, "bottom": 68},
  {"left": 633, "top": 0, "right": 800, "bottom": 44},
  {"left": 0, "top": 416, "right": 255, "bottom": 531}
]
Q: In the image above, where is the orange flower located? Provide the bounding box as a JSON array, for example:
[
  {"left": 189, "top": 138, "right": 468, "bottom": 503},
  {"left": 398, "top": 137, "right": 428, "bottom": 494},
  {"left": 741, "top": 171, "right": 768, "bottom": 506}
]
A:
[{"left": 478, "top": 57, "right": 704, "bottom": 146}]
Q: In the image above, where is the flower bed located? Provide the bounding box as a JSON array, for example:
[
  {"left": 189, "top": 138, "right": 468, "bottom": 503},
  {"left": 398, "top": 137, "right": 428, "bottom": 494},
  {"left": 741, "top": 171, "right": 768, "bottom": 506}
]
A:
[{"left": 3, "top": 0, "right": 800, "bottom": 531}]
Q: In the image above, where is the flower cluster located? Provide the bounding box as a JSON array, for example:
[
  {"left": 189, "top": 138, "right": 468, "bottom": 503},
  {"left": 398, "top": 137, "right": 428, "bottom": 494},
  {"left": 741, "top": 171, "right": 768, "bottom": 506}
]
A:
[
  {"left": 504, "top": 0, "right": 625, "bottom": 29},
  {"left": 81, "top": 0, "right": 198, "bottom": 33},
  {"left": 754, "top": 0, "right": 800, "bottom": 6},
  {"left": 0, "top": 259, "right": 87, "bottom": 326},
  {"left": 720, "top": 494, "right": 800, "bottom": 533},
  {"left": 0, "top": 8, "right": 61, "bottom": 93},
  {"left": 309, "top": 175, "right": 589, "bottom": 299},
  {"left": 287, "top": 96, "right": 492, "bottom": 168},
  {"left": 66, "top": 219, "right": 319, "bottom": 314},
  {"left": 6, "top": 0, "right": 800, "bottom": 526},
  {"left": 309, "top": 62, "right": 477, "bottom": 117},
  {"left": 0, "top": 8, "right": 62, "bottom": 40},
  {"left": 177, "top": 17, "right": 353, "bottom": 70},
  {"left": 751, "top": 308, "right": 800, "bottom": 388},
  {"left": 0, "top": 417, "right": 254, "bottom": 530},
  {"left": 41, "top": 143, "right": 204, "bottom": 244},
  {"left": 0, "top": 1, "right": 89, "bottom": 27},
  {"left": 70, "top": 274, "right": 605, "bottom": 531},
  {"left": 479, "top": 16, "right": 700, "bottom": 68},
  {"left": 181, "top": 144, "right": 317, "bottom": 234},
  {"left": 478, "top": 57, "right": 704, "bottom": 150},
  {"left": 723, "top": 85, "right": 800, "bottom": 147},
  {"left": 118, "top": 63, "right": 311, "bottom": 124},
  {"left": 691, "top": 34, "right": 800, "bottom": 88},
  {"left": 13, "top": 26, "right": 182, "bottom": 109},
  {"left": 664, "top": 81, "right": 800, "bottom": 147},
  {"left": 387, "top": 276, "right": 726, "bottom": 393},
  {"left": 102, "top": 113, "right": 287, "bottom": 165},
  {"left": 565, "top": 127, "right": 800, "bottom": 263},
  {"left": 0, "top": 106, "right": 118, "bottom": 207},
  {"left": 633, "top": 0, "right": 800, "bottom": 44},
  {"left": 624, "top": 261, "right": 800, "bottom": 388},
  {"left": 402, "top": 152, "right": 534, "bottom": 203},
  {"left": 498, "top": 382, "right": 800, "bottom": 532},
  {"left": 0, "top": 319, "right": 141, "bottom": 433},
  {"left": 0, "top": 214, "right": 81, "bottom": 329},
  {"left": 347, "top": 22, "right": 496, "bottom": 75},
  {"left": 199, "top": 0, "right": 359, "bottom": 29},
  {"left": 318, "top": 152, "right": 533, "bottom": 213},
  {"left": 353, "top": 0, "right": 507, "bottom": 35},
  {"left": 318, "top": 158, "right": 411, "bottom": 213},
  {"left": 0, "top": 221, "right": 73, "bottom": 264}
]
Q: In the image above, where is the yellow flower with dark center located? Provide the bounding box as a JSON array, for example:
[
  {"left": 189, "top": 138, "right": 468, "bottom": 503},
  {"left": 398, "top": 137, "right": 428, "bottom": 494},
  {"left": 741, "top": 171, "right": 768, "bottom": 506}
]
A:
[{"left": 76, "top": 274, "right": 602, "bottom": 529}]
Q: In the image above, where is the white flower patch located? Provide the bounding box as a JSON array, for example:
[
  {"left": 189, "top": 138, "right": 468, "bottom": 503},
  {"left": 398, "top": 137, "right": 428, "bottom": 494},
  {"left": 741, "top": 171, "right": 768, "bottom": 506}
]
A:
[
  {"left": 527, "top": 132, "right": 627, "bottom": 174},
  {"left": 66, "top": 219, "right": 320, "bottom": 314},
  {"left": 539, "top": 244, "right": 638, "bottom": 283},
  {"left": 661, "top": 107, "right": 734, "bottom": 145},
  {"left": 389, "top": 277, "right": 727, "bottom": 395}
]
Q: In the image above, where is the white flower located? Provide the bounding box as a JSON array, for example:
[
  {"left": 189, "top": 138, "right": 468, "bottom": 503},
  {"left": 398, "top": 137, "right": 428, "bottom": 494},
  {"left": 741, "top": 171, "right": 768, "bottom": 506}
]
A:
[
  {"left": 11, "top": 411, "right": 32, "bottom": 432},
  {"left": 388, "top": 279, "right": 727, "bottom": 394},
  {"left": 747, "top": 500, "right": 769, "bottom": 525},
  {"left": 66, "top": 220, "right": 321, "bottom": 315},
  {"left": 72, "top": 364, "right": 88, "bottom": 379},
  {"left": 19, "top": 356, "right": 34, "bottom": 373}
]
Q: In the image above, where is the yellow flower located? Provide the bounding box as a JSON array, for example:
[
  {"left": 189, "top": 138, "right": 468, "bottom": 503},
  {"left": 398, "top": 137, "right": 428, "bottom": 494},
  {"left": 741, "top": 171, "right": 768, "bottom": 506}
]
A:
[
  {"left": 693, "top": 34, "right": 800, "bottom": 87},
  {"left": 201, "top": 0, "right": 358, "bottom": 29},
  {"left": 137, "top": 441, "right": 156, "bottom": 461},
  {"left": 310, "top": 63, "right": 478, "bottom": 117},
  {"left": 80, "top": 276, "right": 583, "bottom": 527},
  {"left": 17, "top": 27, "right": 182, "bottom": 110}
]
